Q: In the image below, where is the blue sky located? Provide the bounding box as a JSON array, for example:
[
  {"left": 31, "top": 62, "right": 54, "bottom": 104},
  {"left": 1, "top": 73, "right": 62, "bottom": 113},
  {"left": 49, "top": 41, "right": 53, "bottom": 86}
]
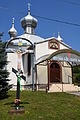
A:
[{"left": 0, "top": 0, "right": 80, "bottom": 51}]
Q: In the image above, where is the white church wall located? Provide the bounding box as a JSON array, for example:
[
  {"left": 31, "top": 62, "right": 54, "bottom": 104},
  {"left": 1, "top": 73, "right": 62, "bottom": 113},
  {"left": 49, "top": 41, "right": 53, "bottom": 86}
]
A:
[
  {"left": 60, "top": 43, "right": 69, "bottom": 50},
  {"left": 22, "top": 54, "right": 28, "bottom": 74},
  {"left": 35, "top": 42, "right": 57, "bottom": 60},
  {"left": 35, "top": 41, "right": 70, "bottom": 61},
  {"left": 22, "top": 53, "right": 32, "bottom": 84},
  {"left": 37, "top": 65, "right": 48, "bottom": 84},
  {"left": 62, "top": 62, "right": 72, "bottom": 84},
  {"left": 7, "top": 53, "right": 25, "bottom": 89},
  {"left": 7, "top": 53, "right": 17, "bottom": 86},
  {"left": 22, "top": 53, "right": 37, "bottom": 87},
  {"left": 26, "top": 75, "right": 32, "bottom": 84}
]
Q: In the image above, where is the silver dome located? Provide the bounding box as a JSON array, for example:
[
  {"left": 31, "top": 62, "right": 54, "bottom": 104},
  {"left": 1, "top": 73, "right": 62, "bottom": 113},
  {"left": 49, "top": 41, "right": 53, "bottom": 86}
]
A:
[
  {"left": 21, "top": 4, "right": 37, "bottom": 34},
  {"left": 21, "top": 14, "right": 37, "bottom": 28}
]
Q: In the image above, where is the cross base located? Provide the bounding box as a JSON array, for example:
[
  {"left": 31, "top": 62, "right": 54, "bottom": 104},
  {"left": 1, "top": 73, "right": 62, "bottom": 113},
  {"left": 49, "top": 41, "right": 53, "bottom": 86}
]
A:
[{"left": 8, "top": 108, "right": 25, "bottom": 114}]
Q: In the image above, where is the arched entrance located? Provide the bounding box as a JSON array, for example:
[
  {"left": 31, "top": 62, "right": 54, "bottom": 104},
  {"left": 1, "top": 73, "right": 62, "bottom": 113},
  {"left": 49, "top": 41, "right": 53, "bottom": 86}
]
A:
[
  {"left": 36, "top": 49, "right": 80, "bottom": 91},
  {"left": 50, "top": 62, "right": 62, "bottom": 83}
]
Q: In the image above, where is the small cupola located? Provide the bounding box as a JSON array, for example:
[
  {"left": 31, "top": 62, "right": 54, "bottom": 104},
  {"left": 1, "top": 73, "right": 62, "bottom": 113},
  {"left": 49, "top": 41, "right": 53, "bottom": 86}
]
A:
[
  {"left": 21, "top": 3, "right": 37, "bottom": 34},
  {"left": 8, "top": 18, "right": 17, "bottom": 38},
  {"left": 57, "top": 32, "right": 63, "bottom": 41}
]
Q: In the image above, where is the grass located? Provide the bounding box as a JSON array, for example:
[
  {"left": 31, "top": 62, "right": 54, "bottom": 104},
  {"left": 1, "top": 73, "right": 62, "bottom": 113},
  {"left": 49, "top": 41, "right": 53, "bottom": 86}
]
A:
[{"left": 0, "top": 91, "right": 80, "bottom": 120}]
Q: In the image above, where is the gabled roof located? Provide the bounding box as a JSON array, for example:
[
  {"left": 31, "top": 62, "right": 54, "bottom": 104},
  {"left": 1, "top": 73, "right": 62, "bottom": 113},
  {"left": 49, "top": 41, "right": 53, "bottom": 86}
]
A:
[
  {"left": 17, "top": 33, "right": 44, "bottom": 44},
  {"left": 8, "top": 33, "right": 72, "bottom": 50},
  {"left": 8, "top": 33, "right": 44, "bottom": 45},
  {"left": 35, "top": 36, "right": 72, "bottom": 49}
]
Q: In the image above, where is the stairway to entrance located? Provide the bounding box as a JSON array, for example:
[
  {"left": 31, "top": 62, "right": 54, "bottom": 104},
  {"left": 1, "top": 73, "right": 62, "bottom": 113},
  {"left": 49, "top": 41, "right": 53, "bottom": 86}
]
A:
[{"left": 48, "top": 83, "right": 80, "bottom": 92}]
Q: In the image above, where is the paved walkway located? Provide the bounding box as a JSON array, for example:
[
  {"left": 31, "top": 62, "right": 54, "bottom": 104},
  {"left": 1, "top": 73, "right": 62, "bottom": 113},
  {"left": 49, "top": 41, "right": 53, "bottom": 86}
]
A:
[{"left": 67, "top": 91, "right": 80, "bottom": 96}]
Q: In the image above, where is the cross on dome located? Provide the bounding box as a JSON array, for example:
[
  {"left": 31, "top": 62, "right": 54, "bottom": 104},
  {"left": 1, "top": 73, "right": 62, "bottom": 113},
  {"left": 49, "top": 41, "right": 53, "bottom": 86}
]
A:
[
  {"left": 28, "top": 3, "right": 31, "bottom": 15},
  {"left": 12, "top": 18, "right": 14, "bottom": 28}
]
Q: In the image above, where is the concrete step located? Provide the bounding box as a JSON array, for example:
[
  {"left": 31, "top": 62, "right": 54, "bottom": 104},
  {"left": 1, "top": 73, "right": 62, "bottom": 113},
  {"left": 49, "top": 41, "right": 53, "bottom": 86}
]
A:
[{"left": 48, "top": 84, "right": 80, "bottom": 92}]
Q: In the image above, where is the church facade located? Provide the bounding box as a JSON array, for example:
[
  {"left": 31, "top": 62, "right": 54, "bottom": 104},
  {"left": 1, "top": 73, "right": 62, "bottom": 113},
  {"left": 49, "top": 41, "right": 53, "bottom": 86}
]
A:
[{"left": 7, "top": 5, "right": 80, "bottom": 92}]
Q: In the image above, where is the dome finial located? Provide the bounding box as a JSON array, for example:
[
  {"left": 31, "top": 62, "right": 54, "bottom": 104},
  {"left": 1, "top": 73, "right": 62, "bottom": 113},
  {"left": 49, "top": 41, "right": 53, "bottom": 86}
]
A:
[
  {"left": 8, "top": 18, "right": 17, "bottom": 38},
  {"left": 58, "top": 32, "right": 60, "bottom": 37},
  {"left": 12, "top": 18, "right": 14, "bottom": 28},
  {"left": 28, "top": 3, "right": 31, "bottom": 15},
  {"left": 21, "top": 3, "right": 37, "bottom": 34}
]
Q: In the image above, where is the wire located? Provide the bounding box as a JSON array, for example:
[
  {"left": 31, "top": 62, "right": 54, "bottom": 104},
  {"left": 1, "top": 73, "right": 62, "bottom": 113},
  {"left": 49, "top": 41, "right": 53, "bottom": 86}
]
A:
[
  {"left": 33, "top": 14, "right": 80, "bottom": 27},
  {"left": 57, "top": 0, "right": 80, "bottom": 6},
  {"left": 0, "top": 1, "right": 80, "bottom": 28}
]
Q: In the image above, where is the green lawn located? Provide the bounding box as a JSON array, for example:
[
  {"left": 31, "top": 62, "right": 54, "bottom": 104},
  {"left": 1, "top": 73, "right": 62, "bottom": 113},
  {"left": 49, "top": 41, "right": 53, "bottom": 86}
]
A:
[{"left": 0, "top": 91, "right": 80, "bottom": 120}]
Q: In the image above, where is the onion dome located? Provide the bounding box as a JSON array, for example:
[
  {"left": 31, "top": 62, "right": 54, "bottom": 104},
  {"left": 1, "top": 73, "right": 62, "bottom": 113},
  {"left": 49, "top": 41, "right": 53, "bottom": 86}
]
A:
[
  {"left": 57, "top": 32, "right": 63, "bottom": 41},
  {"left": 21, "top": 3, "right": 37, "bottom": 34},
  {"left": 8, "top": 18, "right": 17, "bottom": 38}
]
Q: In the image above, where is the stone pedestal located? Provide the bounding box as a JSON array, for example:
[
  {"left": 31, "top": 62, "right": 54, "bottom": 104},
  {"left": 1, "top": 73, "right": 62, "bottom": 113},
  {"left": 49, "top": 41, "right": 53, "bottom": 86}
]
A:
[{"left": 8, "top": 109, "right": 25, "bottom": 114}]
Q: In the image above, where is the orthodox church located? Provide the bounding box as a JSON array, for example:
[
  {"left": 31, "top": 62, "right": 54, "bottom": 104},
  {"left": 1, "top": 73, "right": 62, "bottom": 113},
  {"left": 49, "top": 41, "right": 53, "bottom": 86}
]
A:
[{"left": 7, "top": 5, "right": 80, "bottom": 92}]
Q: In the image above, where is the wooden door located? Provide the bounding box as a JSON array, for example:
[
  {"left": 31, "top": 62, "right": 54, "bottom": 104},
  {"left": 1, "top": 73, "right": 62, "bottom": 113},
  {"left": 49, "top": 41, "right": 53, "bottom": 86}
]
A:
[{"left": 50, "top": 63, "right": 61, "bottom": 83}]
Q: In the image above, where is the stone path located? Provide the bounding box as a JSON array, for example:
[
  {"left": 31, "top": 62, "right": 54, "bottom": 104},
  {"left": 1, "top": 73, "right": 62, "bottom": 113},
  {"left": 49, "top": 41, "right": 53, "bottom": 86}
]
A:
[{"left": 67, "top": 91, "right": 80, "bottom": 96}]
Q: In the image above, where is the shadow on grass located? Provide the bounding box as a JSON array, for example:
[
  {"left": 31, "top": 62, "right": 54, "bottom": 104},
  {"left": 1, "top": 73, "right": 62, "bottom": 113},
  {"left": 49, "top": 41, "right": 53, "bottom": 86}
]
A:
[
  {"left": 4, "top": 101, "right": 29, "bottom": 105},
  {"left": 0, "top": 95, "right": 11, "bottom": 100},
  {"left": 4, "top": 101, "right": 29, "bottom": 109}
]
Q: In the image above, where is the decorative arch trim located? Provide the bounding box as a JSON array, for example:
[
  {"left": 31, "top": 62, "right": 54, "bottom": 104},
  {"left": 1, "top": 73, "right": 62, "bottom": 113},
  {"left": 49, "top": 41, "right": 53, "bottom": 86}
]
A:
[{"left": 36, "top": 49, "right": 80, "bottom": 65}]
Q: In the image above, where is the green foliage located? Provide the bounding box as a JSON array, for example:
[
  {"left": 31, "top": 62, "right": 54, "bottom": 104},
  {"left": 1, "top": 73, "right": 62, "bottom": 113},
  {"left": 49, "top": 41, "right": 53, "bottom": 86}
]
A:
[
  {"left": 0, "top": 33, "right": 12, "bottom": 99},
  {"left": 73, "top": 65, "right": 80, "bottom": 85},
  {"left": 73, "top": 65, "right": 80, "bottom": 73}
]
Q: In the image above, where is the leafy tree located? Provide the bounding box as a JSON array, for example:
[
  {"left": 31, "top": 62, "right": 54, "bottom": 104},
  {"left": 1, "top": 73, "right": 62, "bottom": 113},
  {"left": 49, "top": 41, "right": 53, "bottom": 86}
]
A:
[
  {"left": 73, "top": 65, "right": 80, "bottom": 86},
  {"left": 0, "top": 33, "right": 11, "bottom": 99}
]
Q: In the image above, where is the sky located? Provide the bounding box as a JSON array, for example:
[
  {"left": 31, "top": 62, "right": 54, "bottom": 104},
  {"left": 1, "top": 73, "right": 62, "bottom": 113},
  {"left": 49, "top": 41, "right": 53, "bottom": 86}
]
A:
[{"left": 0, "top": 0, "right": 80, "bottom": 51}]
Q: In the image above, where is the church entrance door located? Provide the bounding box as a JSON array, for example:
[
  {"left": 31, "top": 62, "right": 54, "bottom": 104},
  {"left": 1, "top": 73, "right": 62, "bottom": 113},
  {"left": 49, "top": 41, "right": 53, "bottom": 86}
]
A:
[{"left": 50, "top": 62, "right": 61, "bottom": 83}]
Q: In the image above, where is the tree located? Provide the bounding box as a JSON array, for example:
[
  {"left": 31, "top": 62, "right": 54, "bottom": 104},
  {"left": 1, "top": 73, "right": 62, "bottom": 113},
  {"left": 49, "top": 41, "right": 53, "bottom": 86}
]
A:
[
  {"left": 0, "top": 33, "right": 11, "bottom": 99},
  {"left": 73, "top": 65, "right": 80, "bottom": 86}
]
